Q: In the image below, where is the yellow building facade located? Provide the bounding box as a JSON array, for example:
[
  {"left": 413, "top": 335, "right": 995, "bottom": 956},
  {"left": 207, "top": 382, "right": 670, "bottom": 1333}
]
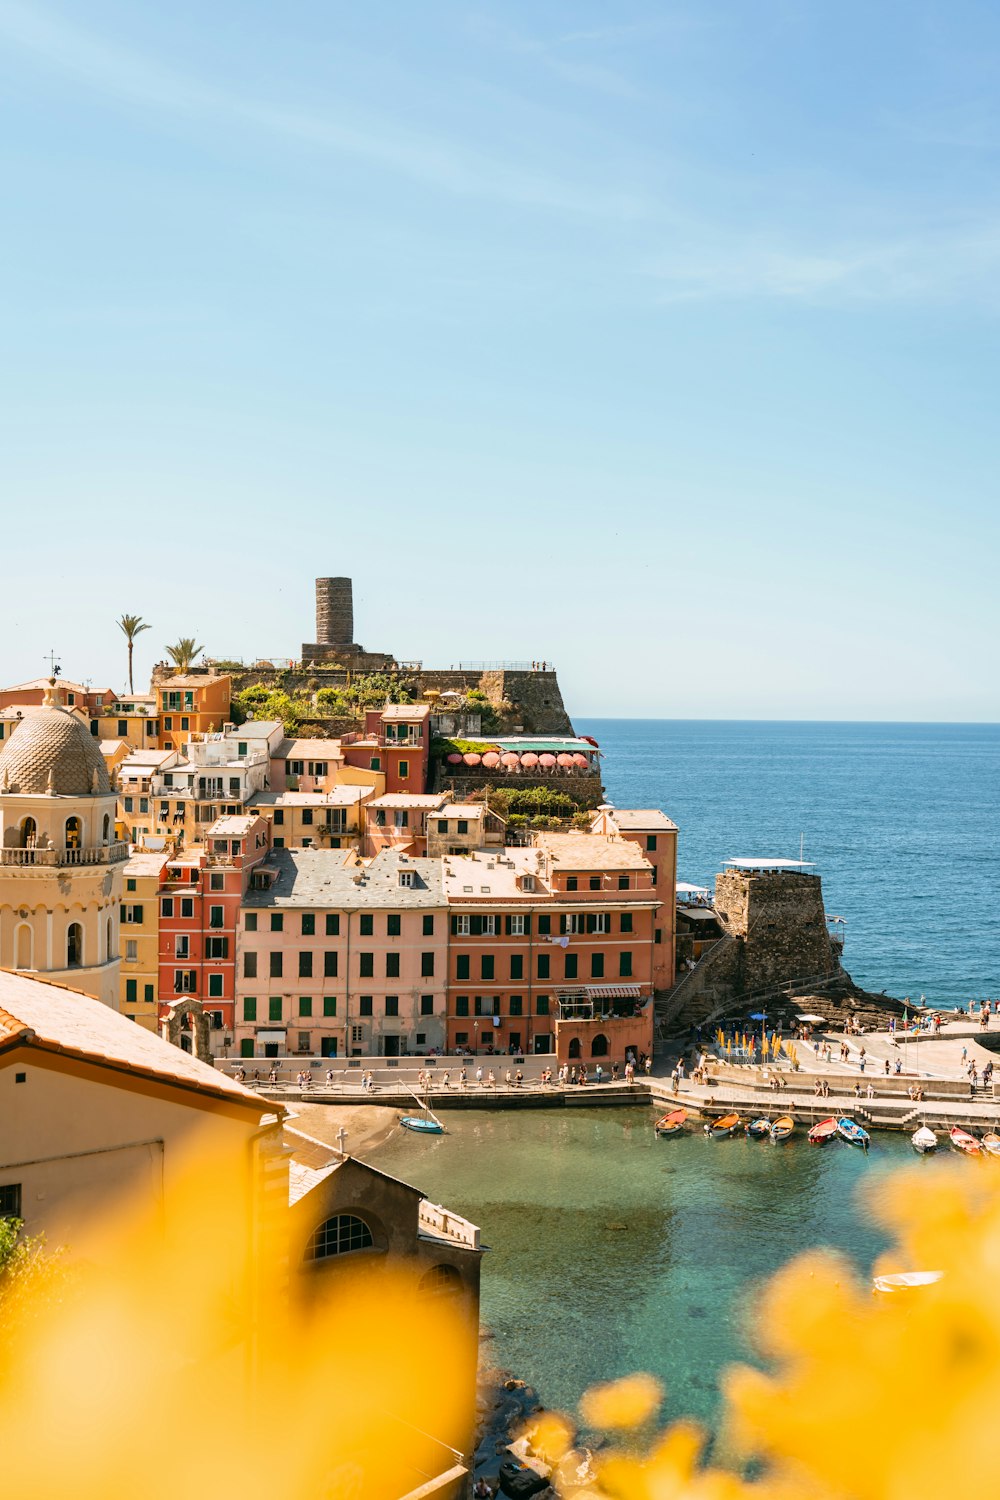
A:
[{"left": 119, "top": 850, "right": 169, "bottom": 1030}]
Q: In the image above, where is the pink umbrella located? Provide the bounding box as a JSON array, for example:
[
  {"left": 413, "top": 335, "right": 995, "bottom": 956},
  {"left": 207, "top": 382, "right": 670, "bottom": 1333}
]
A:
[
  {"left": 539, "top": 753, "right": 557, "bottom": 769},
  {"left": 481, "top": 752, "right": 500, "bottom": 768},
  {"left": 447, "top": 752, "right": 463, "bottom": 764},
  {"left": 556, "top": 753, "right": 574, "bottom": 767},
  {"left": 501, "top": 752, "right": 520, "bottom": 769},
  {"left": 572, "top": 752, "right": 590, "bottom": 768},
  {"left": 520, "top": 752, "right": 539, "bottom": 768},
  {"left": 463, "top": 752, "right": 481, "bottom": 766}
]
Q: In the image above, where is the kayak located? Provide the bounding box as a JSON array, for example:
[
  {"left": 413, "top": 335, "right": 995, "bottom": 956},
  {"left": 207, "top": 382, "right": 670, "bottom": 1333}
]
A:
[
  {"left": 655, "top": 1108, "right": 687, "bottom": 1138},
  {"left": 770, "top": 1115, "right": 795, "bottom": 1143},
  {"left": 911, "top": 1126, "right": 938, "bottom": 1154},
  {"left": 949, "top": 1126, "right": 981, "bottom": 1156},
  {"left": 837, "top": 1117, "right": 871, "bottom": 1149},
  {"left": 704, "top": 1113, "right": 741, "bottom": 1138},
  {"left": 745, "top": 1118, "right": 771, "bottom": 1139},
  {"left": 808, "top": 1116, "right": 839, "bottom": 1146}
]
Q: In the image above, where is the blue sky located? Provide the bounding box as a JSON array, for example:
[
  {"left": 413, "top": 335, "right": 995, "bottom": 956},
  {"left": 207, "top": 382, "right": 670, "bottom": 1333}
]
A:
[{"left": 1, "top": 1, "right": 998, "bottom": 719}]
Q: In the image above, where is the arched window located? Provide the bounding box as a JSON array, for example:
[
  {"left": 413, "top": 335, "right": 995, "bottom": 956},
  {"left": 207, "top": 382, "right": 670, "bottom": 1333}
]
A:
[
  {"left": 15, "top": 923, "right": 32, "bottom": 970},
  {"left": 591, "top": 1033, "right": 610, "bottom": 1057},
  {"left": 65, "top": 816, "right": 82, "bottom": 851},
  {"left": 568, "top": 1037, "right": 581, "bottom": 1059},
  {"left": 304, "top": 1214, "right": 374, "bottom": 1261},
  {"left": 67, "top": 923, "right": 83, "bottom": 968},
  {"left": 102, "top": 814, "right": 111, "bottom": 844},
  {"left": 106, "top": 917, "right": 113, "bottom": 959},
  {"left": 20, "top": 816, "right": 36, "bottom": 849},
  {"left": 419, "top": 1264, "right": 462, "bottom": 1298}
]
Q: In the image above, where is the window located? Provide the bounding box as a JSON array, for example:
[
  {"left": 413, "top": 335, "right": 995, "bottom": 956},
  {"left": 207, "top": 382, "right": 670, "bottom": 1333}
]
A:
[
  {"left": 360, "top": 914, "right": 373, "bottom": 936},
  {"left": 619, "top": 951, "right": 633, "bottom": 977},
  {"left": 566, "top": 877, "right": 578, "bottom": 892},
  {"left": 480, "top": 955, "right": 495, "bottom": 981},
  {"left": 244, "top": 998, "right": 257, "bottom": 1021},
  {"left": 125, "top": 979, "right": 137, "bottom": 1004},
  {"left": 437, "top": 820, "right": 448, "bottom": 833},
  {"left": 589, "top": 877, "right": 601, "bottom": 891},
  {"left": 455, "top": 995, "right": 469, "bottom": 1017},
  {"left": 375, "top": 810, "right": 386, "bottom": 827},
  {"left": 510, "top": 954, "right": 523, "bottom": 980},
  {"left": 118, "top": 719, "right": 128, "bottom": 737},
  {"left": 646, "top": 835, "right": 657, "bottom": 851},
  {"left": 655, "top": 928, "right": 662, "bottom": 945},
  {"left": 208, "top": 974, "right": 223, "bottom": 997},
  {"left": 420, "top": 994, "right": 434, "bottom": 1016},
  {"left": 269, "top": 952, "right": 282, "bottom": 978},
  {"left": 302, "top": 913, "right": 315, "bottom": 936},
  {"left": 66, "top": 923, "right": 83, "bottom": 967},
  {"left": 125, "top": 940, "right": 138, "bottom": 963},
  {"left": 299, "top": 952, "right": 313, "bottom": 978},
  {"left": 245, "top": 912, "right": 258, "bottom": 932},
  {"left": 351, "top": 1024, "right": 365, "bottom": 1043},
  {"left": 481, "top": 915, "right": 497, "bottom": 935},
  {"left": 359, "top": 995, "right": 373, "bottom": 1016},
  {"left": 564, "top": 954, "right": 578, "bottom": 980},
  {"left": 323, "top": 996, "right": 337, "bottom": 1017},
  {"left": 420, "top": 952, "right": 435, "bottom": 977},
  {"left": 621, "top": 912, "right": 633, "bottom": 933},
  {"left": 180, "top": 898, "right": 194, "bottom": 918},
  {"left": 537, "top": 915, "right": 551, "bottom": 935},
  {"left": 273, "top": 838, "right": 285, "bottom": 849},
  {"left": 456, "top": 955, "right": 470, "bottom": 981},
  {"left": 456, "top": 819, "right": 468, "bottom": 834},
  {"left": 398, "top": 760, "right": 409, "bottom": 779},
  {"left": 144, "top": 984, "right": 154, "bottom": 1004},
  {"left": 324, "top": 952, "right": 338, "bottom": 977},
  {"left": 210, "top": 872, "right": 224, "bottom": 891},
  {"left": 122, "top": 904, "right": 143, "bottom": 924},
  {"left": 509, "top": 995, "right": 523, "bottom": 1016},
  {"left": 206, "top": 937, "right": 228, "bottom": 958},
  {"left": 163, "top": 716, "right": 172, "bottom": 730},
  {"left": 475, "top": 996, "right": 499, "bottom": 1017},
  {"left": 591, "top": 953, "right": 605, "bottom": 978},
  {"left": 243, "top": 952, "right": 257, "bottom": 978},
  {"left": 304, "top": 1215, "right": 373, "bottom": 1260},
  {"left": 385, "top": 995, "right": 399, "bottom": 1017},
  {"left": 302, "top": 808, "right": 313, "bottom": 826},
  {"left": 180, "top": 717, "right": 189, "bottom": 731},
  {"left": 238, "top": 742, "right": 248, "bottom": 757},
  {"left": 270, "top": 913, "right": 283, "bottom": 932},
  {"left": 536, "top": 994, "right": 550, "bottom": 1015},
  {"left": 359, "top": 953, "right": 374, "bottom": 977},
  {"left": 326, "top": 914, "right": 340, "bottom": 936},
  {"left": 0, "top": 1184, "right": 22, "bottom": 1220},
  {"left": 563, "top": 914, "right": 583, "bottom": 935},
  {"left": 209, "top": 905, "right": 224, "bottom": 929},
  {"left": 385, "top": 953, "right": 400, "bottom": 978},
  {"left": 174, "top": 970, "right": 196, "bottom": 993},
  {"left": 126, "top": 878, "right": 137, "bottom": 893},
  {"left": 454, "top": 915, "right": 471, "bottom": 936},
  {"left": 269, "top": 996, "right": 282, "bottom": 1021},
  {"left": 422, "top": 914, "right": 434, "bottom": 936},
  {"left": 509, "top": 914, "right": 526, "bottom": 936},
  {"left": 537, "top": 954, "right": 550, "bottom": 979},
  {"left": 298, "top": 1031, "right": 311, "bottom": 1052},
  {"left": 299, "top": 996, "right": 313, "bottom": 1017},
  {"left": 618, "top": 876, "right": 629, "bottom": 890},
  {"left": 370, "top": 756, "right": 380, "bottom": 771},
  {"left": 124, "top": 796, "right": 134, "bottom": 814},
  {"left": 274, "top": 810, "right": 284, "bottom": 826}
]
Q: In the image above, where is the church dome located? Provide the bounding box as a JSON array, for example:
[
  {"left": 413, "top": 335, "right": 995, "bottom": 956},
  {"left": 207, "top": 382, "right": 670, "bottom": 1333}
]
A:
[{"left": 0, "top": 704, "right": 112, "bottom": 797}]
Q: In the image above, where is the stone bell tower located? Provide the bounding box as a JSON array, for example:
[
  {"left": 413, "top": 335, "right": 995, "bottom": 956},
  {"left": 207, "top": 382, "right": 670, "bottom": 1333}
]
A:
[{"left": 0, "top": 680, "right": 125, "bottom": 1007}]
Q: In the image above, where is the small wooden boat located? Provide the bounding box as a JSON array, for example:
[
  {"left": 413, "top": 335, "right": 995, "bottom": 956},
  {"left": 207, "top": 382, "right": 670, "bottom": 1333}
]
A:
[
  {"left": 745, "top": 1117, "right": 770, "bottom": 1139},
  {"left": 949, "top": 1126, "right": 981, "bottom": 1156},
  {"left": 911, "top": 1125, "right": 938, "bottom": 1154},
  {"left": 981, "top": 1132, "right": 1000, "bottom": 1158},
  {"left": 704, "top": 1113, "right": 741, "bottom": 1138},
  {"left": 770, "top": 1115, "right": 795, "bottom": 1143},
  {"left": 808, "top": 1116, "right": 839, "bottom": 1146},
  {"left": 400, "top": 1115, "right": 444, "bottom": 1134},
  {"left": 873, "top": 1270, "right": 943, "bottom": 1294},
  {"left": 655, "top": 1108, "right": 687, "bottom": 1138},
  {"left": 837, "top": 1117, "right": 870, "bottom": 1149}
]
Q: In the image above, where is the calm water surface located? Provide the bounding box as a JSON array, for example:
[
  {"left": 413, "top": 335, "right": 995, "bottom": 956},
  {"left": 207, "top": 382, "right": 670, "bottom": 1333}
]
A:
[
  {"left": 376, "top": 1107, "right": 949, "bottom": 1428},
  {"left": 579, "top": 720, "right": 1000, "bottom": 1007}
]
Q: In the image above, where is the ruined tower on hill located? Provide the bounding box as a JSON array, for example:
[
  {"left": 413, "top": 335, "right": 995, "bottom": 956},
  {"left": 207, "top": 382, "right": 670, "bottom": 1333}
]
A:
[{"left": 315, "top": 576, "right": 354, "bottom": 650}]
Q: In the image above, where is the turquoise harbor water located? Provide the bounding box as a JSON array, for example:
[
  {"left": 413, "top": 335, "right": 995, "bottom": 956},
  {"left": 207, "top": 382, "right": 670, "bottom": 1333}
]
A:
[
  {"left": 580, "top": 719, "right": 1000, "bottom": 1008},
  {"left": 378, "top": 1107, "right": 939, "bottom": 1428}
]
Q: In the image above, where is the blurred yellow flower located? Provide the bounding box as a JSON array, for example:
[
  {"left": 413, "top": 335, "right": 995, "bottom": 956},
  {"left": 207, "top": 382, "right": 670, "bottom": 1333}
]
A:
[{"left": 580, "top": 1372, "right": 664, "bottom": 1430}]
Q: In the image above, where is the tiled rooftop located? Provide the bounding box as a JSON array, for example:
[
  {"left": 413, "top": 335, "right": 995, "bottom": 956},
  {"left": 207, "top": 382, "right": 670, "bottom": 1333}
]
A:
[
  {"left": 366, "top": 792, "right": 448, "bottom": 810},
  {"left": 441, "top": 847, "right": 549, "bottom": 899},
  {"left": 277, "top": 737, "right": 345, "bottom": 758},
  {"left": 123, "top": 851, "right": 172, "bottom": 877},
  {"left": 534, "top": 832, "right": 651, "bottom": 871},
  {"left": 605, "top": 808, "right": 678, "bottom": 832},
  {"left": 250, "top": 787, "right": 368, "bottom": 807},
  {"left": 380, "top": 703, "right": 430, "bottom": 720},
  {"left": 243, "top": 847, "right": 445, "bottom": 908}
]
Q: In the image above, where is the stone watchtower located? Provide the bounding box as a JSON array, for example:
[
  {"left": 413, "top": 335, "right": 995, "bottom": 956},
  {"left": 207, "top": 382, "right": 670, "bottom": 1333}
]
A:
[
  {"left": 713, "top": 865, "right": 841, "bottom": 997},
  {"left": 315, "top": 576, "right": 354, "bottom": 650},
  {"left": 0, "top": 680, "right": 125, "bottom": 1007}
]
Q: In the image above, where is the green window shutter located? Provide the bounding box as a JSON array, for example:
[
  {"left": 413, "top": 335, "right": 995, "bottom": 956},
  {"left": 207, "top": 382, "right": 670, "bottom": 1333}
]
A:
[
  {"left": 504, "top": 916, "right": 511, "bottom": 936},
  {"left": 538, "top": 915, "right": 551, "bottom": 935},
  {"left": 244, "top": 998, "right": 257, "bottom": 1021},
  {"left": 208, "top": 974, "right": 223, "bottom": 997},
  {"left": 240, "top": 1039, "right": 254, "bottom": 1058},
  {"left": 144, "top": 984, "right": 155, "bottom": 1003},
  {"left": 323, "top": 996, "right": 337, "bottom": 1017},
  {"left": 299, "top": 996, "right": 313, "bottom": 1017},
  {"left": 268, "top": 996, "right": 282, "bottom": 1021},
  {"left": 125, "top": 979, "right": 137, "bottom": 1003}
]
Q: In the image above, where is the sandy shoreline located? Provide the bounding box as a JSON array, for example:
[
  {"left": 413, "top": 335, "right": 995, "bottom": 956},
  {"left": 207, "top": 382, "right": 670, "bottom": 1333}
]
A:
[{"left": 283, "top": 1100, "right": 401, "bottom": 1156}]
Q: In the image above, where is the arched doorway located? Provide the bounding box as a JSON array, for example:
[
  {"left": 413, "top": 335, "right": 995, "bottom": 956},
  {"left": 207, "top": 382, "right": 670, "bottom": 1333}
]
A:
[
  {"left": 15, "top": 924, "right": 32, "bottom": 969},
  {"left": 20, "top": 817, "right": 36, "bottom": 849},
  {"left": 568, "top": 1037, "right": 581, "bottom": 1059},
  {"left": 65, "top": 816, "right": 82, "bottom": 851},
  {"left": 102, "top": 814, "right": 111, "bottom": 844},
  {"left": 591, "top": 1033, "right": 610, "bottom": 1057},
  {"left": 66, "top": 923, "right": 83, "bottom": 967}
]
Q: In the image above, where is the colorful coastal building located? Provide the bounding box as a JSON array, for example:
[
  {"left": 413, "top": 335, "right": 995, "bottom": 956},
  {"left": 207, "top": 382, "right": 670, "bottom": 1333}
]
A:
[
  {"left": 234, "top": 849, "right": 447, "bottom": 1060},
  {"left": 341, "top": 704, "right": 431, "bottom": 794},
  {"left": 363, "top": 792, "right": 449, "bottom": 856},
  {"left": 590, "top": 806, "right": 678, "bottom": 988},
  {"left": 92, "top": 694, "right": 160, "bottom": 750},
  {"left": 425, "top": 802, "right": 507, "bottom": 859},
  {"left": 0, "top": 676, "right": 116, "bottom": 718},
  {"left": 156, "top": 673, "right": 232, "bottom": 752},
  {"left": 248, "top": 786, "right": 372, "bottom": 852},
  {"left": 158, "top": 814, "right": 271, "bottom": 1050},
  {"left": 442, "top": 833, "right": 659, "bottom": 1064},
  {"left": 270, "top": 736, "right": 385, "bottom": 798},
  {"left": 119, "top": 850, "right": 170, "bottom": 1029}
]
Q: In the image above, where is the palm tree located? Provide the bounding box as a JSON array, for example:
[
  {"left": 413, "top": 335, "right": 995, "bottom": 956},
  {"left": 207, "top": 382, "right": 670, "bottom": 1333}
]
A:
[
  {"left": 117, "top": 614, "right": 151, "bottom": 694},
  {"left": 166, "top": 638, "right": 204, "bottom": 673}
]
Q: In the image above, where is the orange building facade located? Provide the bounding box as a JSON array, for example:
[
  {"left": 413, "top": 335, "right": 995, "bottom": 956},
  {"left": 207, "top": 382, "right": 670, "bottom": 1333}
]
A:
[{"left": 156, "top": 673, "right": 232, "bottom": 752}]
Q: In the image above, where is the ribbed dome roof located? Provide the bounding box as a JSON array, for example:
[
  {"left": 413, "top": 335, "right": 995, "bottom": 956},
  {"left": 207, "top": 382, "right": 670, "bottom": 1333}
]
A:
[{"left": 0, "top": 706, "right": 112, "bottom": 797}]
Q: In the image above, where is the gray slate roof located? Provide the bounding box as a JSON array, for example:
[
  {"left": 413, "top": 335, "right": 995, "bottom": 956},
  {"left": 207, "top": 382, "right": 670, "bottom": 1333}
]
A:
[{"left": 243, "top": 847, "right": 445, "bottom": 909}]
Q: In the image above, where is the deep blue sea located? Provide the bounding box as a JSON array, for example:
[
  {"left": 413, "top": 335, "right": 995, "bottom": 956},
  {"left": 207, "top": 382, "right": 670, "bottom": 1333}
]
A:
[{"left": 577, "top": 720, "right": 1000, "bottom": 1008}]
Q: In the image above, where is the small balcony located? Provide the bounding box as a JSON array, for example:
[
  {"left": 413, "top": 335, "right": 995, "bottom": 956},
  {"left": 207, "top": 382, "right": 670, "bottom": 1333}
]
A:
[{"left": 0, "top": 842, "right": 130, "bottom": 868}]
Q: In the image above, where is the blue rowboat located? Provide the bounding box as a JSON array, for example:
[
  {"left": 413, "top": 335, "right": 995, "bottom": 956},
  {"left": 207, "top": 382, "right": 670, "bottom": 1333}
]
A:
[
  {"left": 400, "top": 1116, "right": 444, "bottom": 1135},
  {"left": 745, "top": 1118, "right": 770, "bottom": 1139},
  {"left": 837, "top": 1117, "right": 870, "bottom": 1149}
]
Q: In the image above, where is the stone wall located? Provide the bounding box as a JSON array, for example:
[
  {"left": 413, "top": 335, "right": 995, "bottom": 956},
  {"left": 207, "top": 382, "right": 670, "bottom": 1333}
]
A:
[{"left": 713, "top": 869, "right": 841, "bottom": 995}]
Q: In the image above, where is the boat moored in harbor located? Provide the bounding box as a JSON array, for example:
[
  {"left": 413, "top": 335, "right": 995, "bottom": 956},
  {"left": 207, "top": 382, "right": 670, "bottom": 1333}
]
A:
[
  {"left": 808, "top": 1116, "right": 839, "bottom": 1146},
  {"left": 770, "top": 1115, "right": 795, "bottom": 1143},
  {"left": 949, "top": 1126, "right": 981, "bottom": 1156},
  {"left": 911, "top": 1126, "right": 938, "bottom": 1154},
  {"left": 745, "top": 1117, "right": 770, "bottom": 1139},
  {"left": 981, "top": 1132, "right": 1000, "bottom": 1158},
  {"left": 655, "top": 1108, "right": 688, "bottom": 1138},
  {"left": 873, "top": 1270, "right": 943, "bottom": 1294},
  {"left": 400, "top": 1115, "right": 444, "bottom": 1135},
  {"left": 705, "top": 1113, "right": 741, "bottom": 1138},
  {"left": 837, "top": 1117, "right": 870, "bottom": 1149}
]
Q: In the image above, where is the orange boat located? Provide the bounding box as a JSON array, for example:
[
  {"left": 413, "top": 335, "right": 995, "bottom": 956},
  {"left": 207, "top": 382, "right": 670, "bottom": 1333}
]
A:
[
  {"left": 655, "top": 1108, "right": 687, "bottom": 1138},
  {"left": 705, "top": 1112, "right": 741, "bottom": 1139}
]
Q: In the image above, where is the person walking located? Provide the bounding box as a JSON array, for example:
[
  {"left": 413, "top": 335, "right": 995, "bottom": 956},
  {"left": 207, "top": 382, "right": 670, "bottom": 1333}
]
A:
[{"left": 476, "top": 1065, "right": 484, "bottom": 1087}]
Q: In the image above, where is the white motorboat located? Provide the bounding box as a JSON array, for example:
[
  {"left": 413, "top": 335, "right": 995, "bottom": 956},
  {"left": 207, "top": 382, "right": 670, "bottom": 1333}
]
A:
[
  {"left": 873, "top": 1270, "right": 943, "bottom": 1293},
  {"left": 911, "top": 1125, "right": 938, "bottom": 1154}
]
